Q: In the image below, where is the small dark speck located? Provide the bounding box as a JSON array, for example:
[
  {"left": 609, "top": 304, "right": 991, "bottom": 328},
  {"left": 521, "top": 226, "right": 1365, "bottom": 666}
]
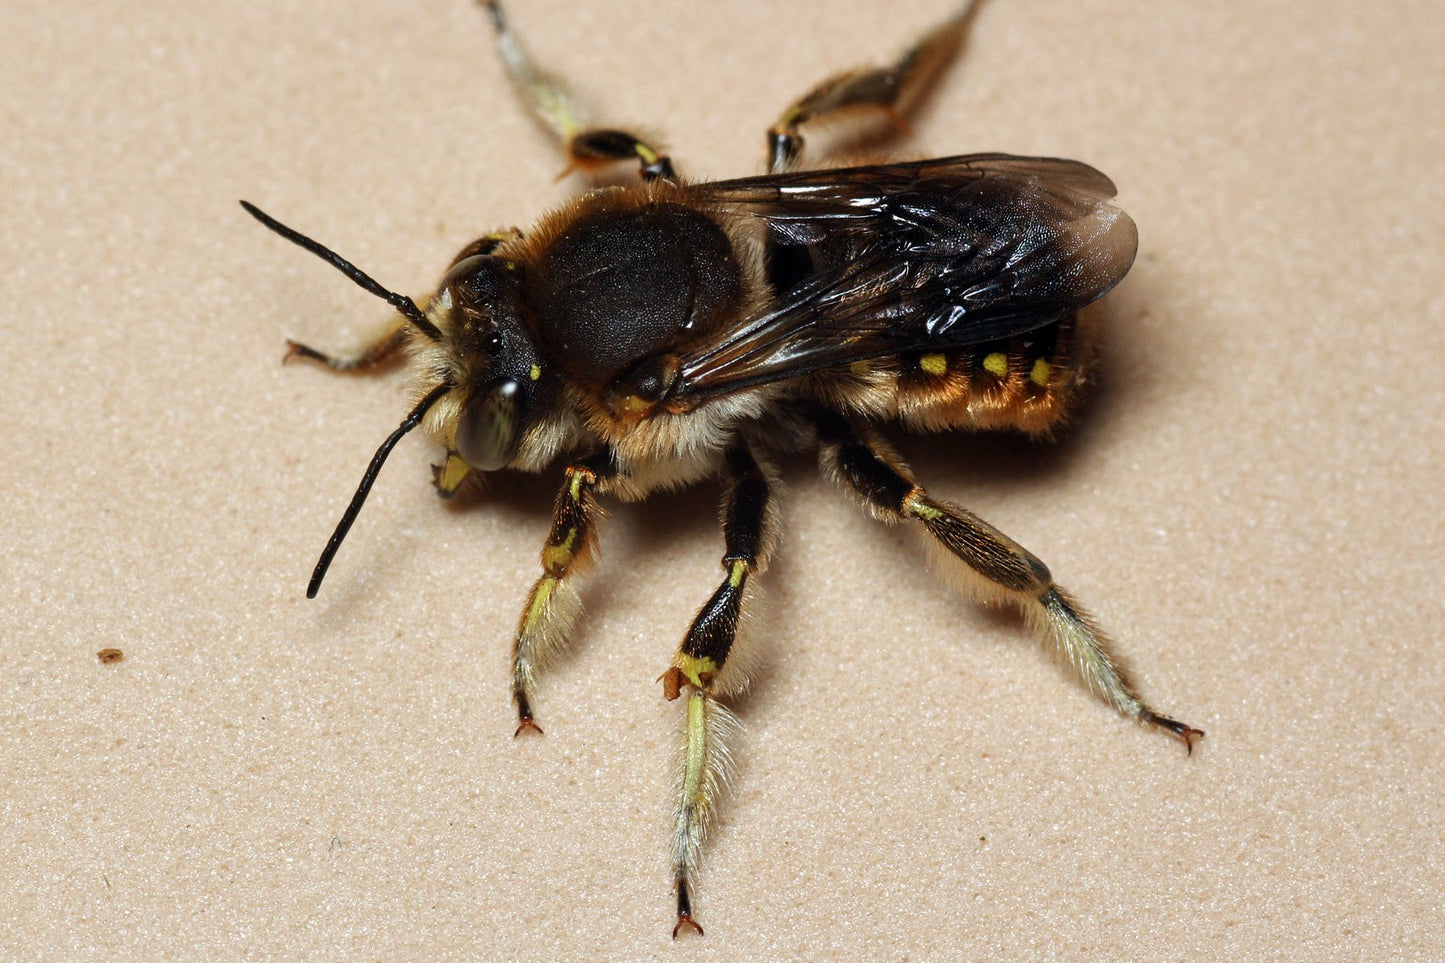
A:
[
  {"left": 97, "top": 648, "right": 124, "bottom": 664},
  {"left": 330, "top": 836, "right": 345, "bottom": 851}
]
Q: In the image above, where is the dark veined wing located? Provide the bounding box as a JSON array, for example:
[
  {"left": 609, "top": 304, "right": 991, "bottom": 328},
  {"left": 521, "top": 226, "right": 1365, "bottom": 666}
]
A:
[{"left": 670, "top": 154, "right": 1138, "bottom": 401}]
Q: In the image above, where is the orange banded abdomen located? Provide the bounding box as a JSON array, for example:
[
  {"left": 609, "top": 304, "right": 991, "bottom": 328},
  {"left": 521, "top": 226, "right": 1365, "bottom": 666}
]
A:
[{"left": 806, "top": 306, "right": 1098, "bottom": 437}]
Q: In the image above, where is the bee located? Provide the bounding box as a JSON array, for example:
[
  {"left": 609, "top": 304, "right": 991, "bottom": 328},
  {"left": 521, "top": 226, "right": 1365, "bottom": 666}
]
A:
[{"left": 243, "top": 0, "right": 1202, "bottom": 938}]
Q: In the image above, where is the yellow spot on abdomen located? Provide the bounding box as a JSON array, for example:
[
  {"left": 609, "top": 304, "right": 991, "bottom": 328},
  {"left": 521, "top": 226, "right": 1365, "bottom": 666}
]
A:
[
  {"left": 983, "top": 352, "right": 1009, "bottom": 377},
  {"left": 1029, "top": 358, "right": 1051, "bottom": 386},
  {"left": 920, "top": 353, "right": 947, "bottom": 376}
]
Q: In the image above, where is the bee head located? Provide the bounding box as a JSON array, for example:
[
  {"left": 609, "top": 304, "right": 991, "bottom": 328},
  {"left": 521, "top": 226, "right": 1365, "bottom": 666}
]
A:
[
  {"left": 239, "top": 200, "right": 553, "bottom": 598},
  {"left": 428, "top": 254, "right": 546, "bottom": 472}
]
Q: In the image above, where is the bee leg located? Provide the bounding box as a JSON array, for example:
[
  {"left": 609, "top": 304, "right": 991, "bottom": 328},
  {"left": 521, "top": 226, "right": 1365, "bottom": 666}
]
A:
[
  {"left": 658, "top": 446, "right": 776, "bottom": 938},
  {"left": 283, "top": 317, "right": 408, "bottom": 371},
  {"left": 816, "top": 414, "right": 1204, "bottom": 753},
  {"left": 429, "top": 449, "right": 472, "bottom": 500},
  {"left": 766, "top": 0, "right": 986, "bottom": 172},
  {"left": 281, "top": 225, "right": 528, "bottom": 374},
  {"left": 510, "top": 450, "right": 615, "bottom": 736},
  {"left": 480, "top": 1, "right": 675, "bottom": 181}
]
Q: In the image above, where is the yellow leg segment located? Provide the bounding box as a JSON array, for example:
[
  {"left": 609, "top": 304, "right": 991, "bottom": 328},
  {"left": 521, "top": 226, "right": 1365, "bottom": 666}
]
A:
[{"left": 668, "top": 687, "right": 737, "bottom": 939}]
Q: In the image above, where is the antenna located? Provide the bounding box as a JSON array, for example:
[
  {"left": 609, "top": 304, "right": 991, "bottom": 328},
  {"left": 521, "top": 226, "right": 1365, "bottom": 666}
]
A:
[
  {"left": 240, "top": 200, "right": 442, "bottom": 342},
  {"left": 306, "top": 383, "right": 453, "bottom": 598}
]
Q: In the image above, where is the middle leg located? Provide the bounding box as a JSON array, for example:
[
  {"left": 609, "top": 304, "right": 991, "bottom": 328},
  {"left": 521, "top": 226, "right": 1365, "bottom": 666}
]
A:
[
  {"left": 482, "top": 1, "right": 675, "bottom": 181},
  {"left": 659, "top": 445, "right": 777, "bottom": 938},
  {"left": 765, "top": 0, "right": 988, "bottom": 172}
]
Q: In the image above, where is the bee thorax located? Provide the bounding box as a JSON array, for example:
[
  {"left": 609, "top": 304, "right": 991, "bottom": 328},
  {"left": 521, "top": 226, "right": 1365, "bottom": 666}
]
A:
[{"left": 522, "top": 197, "right": 744, "bottom": 385}]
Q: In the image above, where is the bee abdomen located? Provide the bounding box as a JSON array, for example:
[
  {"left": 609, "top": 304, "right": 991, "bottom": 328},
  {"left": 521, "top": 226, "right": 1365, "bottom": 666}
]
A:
[{"left": 814, "top": 308, "right": 1098, "bottom": 436}]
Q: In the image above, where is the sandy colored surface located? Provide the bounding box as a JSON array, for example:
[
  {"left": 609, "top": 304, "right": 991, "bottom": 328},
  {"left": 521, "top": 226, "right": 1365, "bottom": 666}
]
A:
[{"left": 2, "top": 1, "right": 1440, "bottom": 959}]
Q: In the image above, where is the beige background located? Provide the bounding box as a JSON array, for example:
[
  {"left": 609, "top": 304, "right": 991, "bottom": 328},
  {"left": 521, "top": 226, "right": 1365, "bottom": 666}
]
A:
[{"left": 3, "top": 0, "right": 1440, "bottom": 959}]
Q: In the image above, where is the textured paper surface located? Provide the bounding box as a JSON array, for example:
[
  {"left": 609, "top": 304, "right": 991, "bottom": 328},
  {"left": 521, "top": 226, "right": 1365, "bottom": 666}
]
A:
[{"left": 2, "top": 1, "right": 1440, "bottom": 959}]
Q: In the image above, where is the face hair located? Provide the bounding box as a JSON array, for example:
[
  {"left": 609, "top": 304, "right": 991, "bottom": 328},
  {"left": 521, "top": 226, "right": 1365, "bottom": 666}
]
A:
[
  {"left": 307, "top": 382, "right": 453, "bottom": 598},
  {"left": 239, "top": 200, "right": 443, "bottom": 342}
]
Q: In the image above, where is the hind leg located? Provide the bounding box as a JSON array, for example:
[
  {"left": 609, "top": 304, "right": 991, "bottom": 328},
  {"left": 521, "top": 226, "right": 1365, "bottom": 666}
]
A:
[{"left": 815, "top": 412, "right": 1203, "bottom": 751}]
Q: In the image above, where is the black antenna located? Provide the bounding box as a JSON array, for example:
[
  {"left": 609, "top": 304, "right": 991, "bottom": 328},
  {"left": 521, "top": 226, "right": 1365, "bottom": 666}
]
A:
[
  {"left": 239, "top": 200, "right": 442, "bottom": 342},
  {"left": 307, "top": 382, "right": 452, "bottom": 598}
]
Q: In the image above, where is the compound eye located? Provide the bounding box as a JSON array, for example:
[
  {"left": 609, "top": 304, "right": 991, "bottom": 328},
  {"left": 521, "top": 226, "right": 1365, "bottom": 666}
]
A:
[
  {"left": 443, "top": 255, "right": 487, "bottom": 287},
  {"left": 455, "top": 378, "right": 525, "bottom": 471}
]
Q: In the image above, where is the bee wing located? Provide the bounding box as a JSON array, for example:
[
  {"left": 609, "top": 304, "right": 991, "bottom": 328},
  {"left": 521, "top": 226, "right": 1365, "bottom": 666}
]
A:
[{"left": 673, "top": 154, "right": 1138, "bottom": 399}]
